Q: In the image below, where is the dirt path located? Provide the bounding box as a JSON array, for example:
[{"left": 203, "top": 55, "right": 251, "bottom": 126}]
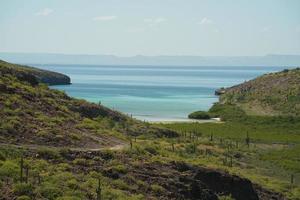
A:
[{"left": 0, "top": 142, "right": 128, "bottom": 152}]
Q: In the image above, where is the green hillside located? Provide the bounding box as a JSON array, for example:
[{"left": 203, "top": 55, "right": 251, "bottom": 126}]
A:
[
  {"left": 0, "top": 60, "right": 71, "bottom": 85},
  {"left": 0, "top": 60, "right": 176, "bottom": 149},
  {"left": 0, "top": 61, "right": 294, "bottom": 200},
  {"left": 218, "top": 68, "right": 300, "bottom": 116}
]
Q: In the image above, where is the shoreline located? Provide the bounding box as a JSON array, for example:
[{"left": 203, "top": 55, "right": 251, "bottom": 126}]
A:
[{"left": 134, "top": 116, "right": 221, "bottom": 124}]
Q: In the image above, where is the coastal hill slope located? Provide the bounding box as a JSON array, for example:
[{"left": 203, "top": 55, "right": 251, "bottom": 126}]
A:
[
  {"left": 217, "top": 68, "right": 300, "bottom": 116},
  {"left": 0, "top": 60, "right": 176, "bottom": 148},
  {"left": 0, "top": 60, "right": 70, "bottom": 85}
]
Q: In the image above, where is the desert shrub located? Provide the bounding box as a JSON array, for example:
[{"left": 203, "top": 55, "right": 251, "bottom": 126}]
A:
[
  {"left": 13, "top": 183, "right": 33, "bottom": 196},
  {"left": 37, "top": 148, "right": 61, "bottom": 160},
  {"left": 112, "top": 164, "right": 127, "bottom": 174},
  {"left": 72, "top": 158, "right": 94, "bottom": 166},
  {"left": 209, "top": 103, "right": 246, "bottom": 121},
  {"left": 144, "top": 145, "right": 158, "bottom": 155},
  {"left": 16, "top": 195, "right": 31, "bottom": 200},
  {"left": 36, "top": 183, "right": 62, "bottom": 200},
  {"left": 102, "top": 186, "right": 133, "bottom": 200},
  {"left": 101, "top": 150, "right": 115, "bottom": 160},
  {"left": 0, "top": 160, "right": 19, "bottom": 180},
  {"left": 188, "top": 111, "right": 211, "bottom": 119},
  {"left": 66, "top": 178, "right": 78, "bottom": 190},
  {"left": 151, "top": 184, "right": 164, "bottom": 194},
  {"left": 219, "top": 195, "right": 234, "bottom": 200},
  {"left": 0, "top": 151, "right": 6, "bottom": 161},
  {"left": 69, "top": 133, "right": 81, "bottom": 140},
  {"left": 185, "top": 143, "right": 196, "bottom": 154},
  {"left": 56, "top": 196, "right": 81, "bottom": 200},
  {"left": 112, "top": 179, "right": 130, "bottom": 190},
  {"left": 101, "top": 117, "right": 115, "bottom": 129}
]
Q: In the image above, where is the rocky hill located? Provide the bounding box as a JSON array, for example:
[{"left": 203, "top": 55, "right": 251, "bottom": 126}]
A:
[
  {"left": 218, "top": 68, "right": 300, "bottom": 116},
  {"left": 0, "top": 60, "right": 287, "bottom": 200},
  {"left": 0, "top": 60, "right": 70, "bottom": 85},
  {"left": 0, "top": 60, "right": 176, "bottom": 148}
]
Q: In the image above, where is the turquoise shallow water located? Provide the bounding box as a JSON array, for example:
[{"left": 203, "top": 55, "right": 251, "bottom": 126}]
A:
[{"left": 33, "top": 64, "right": 290, "bottom": 121}]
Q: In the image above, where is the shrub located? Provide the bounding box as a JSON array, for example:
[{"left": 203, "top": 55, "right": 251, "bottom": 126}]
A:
[
  {"left": 209, "top": 104, "right": 246, "bottom": 121},
  {"left": 13, "top": 183, "right": 33, "bottom": 196},
  {"left": 16, "top": 195, "right": 31, "bottom": 200},
  {"left": 37, "top": 148, "right": 61, "bottom": 160},
  {"left": 0, "top": 160, "right": 19, "bottom": 180},
  {"left": 185, "top": 143, "right": 196, "bottom": 154},
  {"left": 188, "top": 111, "right": 211, "bottom": 119},
  {"left": 112, "top": 179, "right": 130, "bottom": 190},
  {"left": 101, "top": 150, "right": 115, "bottom": 160},
  {"left": 36, "top": 183, "right": 62, "bottom": 200},
  {"left": 112, "top": 164, "right": 127, "bottom": 174},
  {"left": 56, "top": 196, "right": 81, "bottom": 200},
  {"left": 151, "top": 184, "right": 164, "bottom": 194},
  {"left": 72, "top": 158, "right": 93, "bottom": 166},
  {"left": 0, "top": 151, "right": 6, "bottom": 161},
  {"left": 144, "top": 146, "right": 158, "bottom": 155}
]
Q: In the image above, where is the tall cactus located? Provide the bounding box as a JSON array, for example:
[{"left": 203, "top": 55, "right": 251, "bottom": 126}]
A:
[
  {"left": 245, "top": 132, "right": 250, "bottom": 148},
  {"left": 130, "top": 138, "right": 133, "bottom": 149},
  {"left": 20, "top": 155, "right": 24, "bottom": 183},
  {"left": 96, "top": 178, "right": 101, "bottom": 200},
  {"left": 25, "top": 167, "right": 29, "bottom": 183}
]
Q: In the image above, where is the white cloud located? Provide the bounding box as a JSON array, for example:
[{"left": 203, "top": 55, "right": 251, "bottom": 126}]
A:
[
  {"left": 35, "top": 8, "right": 53, "bottom": 16},
  {"left": 198, "top": 17, "right": 213, "bottom": 25},
  {"left": 144, "top": 17, "right": 167, "bottom": 25},
  {"left": 93, "top": 16, "right": 117, "bottom": 21}
]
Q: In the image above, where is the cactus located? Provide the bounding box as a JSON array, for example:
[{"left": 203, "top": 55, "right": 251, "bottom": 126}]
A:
[
  {"left": 229, "top": 156, "right": 233, "bottom": 167},
  {"left": 130, "top": 138, "right": 133, "bottom": 149},
  {"left": 245, "top": 132, "right": 250, "bottom": 148},
  {"left": 25, "top": 167, "right": 29, "bottom": 183},
  {"left": 20, "top": 155, "right": 24, "bottom": 183},
  {"left": 37, "top": 173, "right": 41, "bottom": 185},
  {"left": 291, "top": 174, "right": 294, "bottom": 184},
  {"left": 96, "top": 178, "right": 101, "bottom": 200},
  {"left": 172, "top": 143, "right": 175, "bottom": 152}
]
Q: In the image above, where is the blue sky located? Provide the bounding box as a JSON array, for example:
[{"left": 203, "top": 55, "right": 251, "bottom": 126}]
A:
[{"left": 0, "top": 0, "right": 299, "bottom": 56}]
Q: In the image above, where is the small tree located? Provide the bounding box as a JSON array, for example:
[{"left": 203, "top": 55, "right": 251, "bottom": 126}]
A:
[{"left": 171, "top": 143, "right": 175, "bottom": 152}]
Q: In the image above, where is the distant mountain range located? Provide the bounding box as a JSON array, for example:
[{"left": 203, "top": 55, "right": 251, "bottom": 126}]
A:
[{"left": 0, "top": 52, "right": 300, "bottom": 66}]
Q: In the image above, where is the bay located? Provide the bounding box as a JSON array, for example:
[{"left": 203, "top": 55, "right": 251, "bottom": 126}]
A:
[{"left": 33, "top": 64, "right": 290, "bottom": 121}]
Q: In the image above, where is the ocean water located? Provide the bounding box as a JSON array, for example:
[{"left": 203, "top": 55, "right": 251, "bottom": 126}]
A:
[{"left": 33, "top": 64, "right": 289, "bottom": 121}]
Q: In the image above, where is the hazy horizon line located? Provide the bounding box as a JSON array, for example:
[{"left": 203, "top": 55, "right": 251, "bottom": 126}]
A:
[{"left": 1, "top": 51, "right": 300, "bottom": 58}]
